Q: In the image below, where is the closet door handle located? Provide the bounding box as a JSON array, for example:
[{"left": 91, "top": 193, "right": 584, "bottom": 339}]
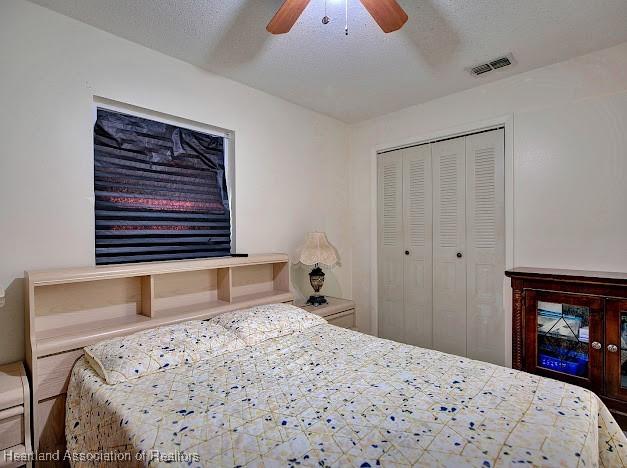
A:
[
  {"left": 456, "top": 252, "right": 463, "bottom": 258},
  {"left": 405, "top": 250, "right": 410, "bottom": 256}
]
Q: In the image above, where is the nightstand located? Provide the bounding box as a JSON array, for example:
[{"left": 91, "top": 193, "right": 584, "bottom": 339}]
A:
[
  {"left": 0, "top": 362, "right": 31, "bottom": 468},
  {"left": 298, "top": 296, "right": 356, "bottom": 330}
]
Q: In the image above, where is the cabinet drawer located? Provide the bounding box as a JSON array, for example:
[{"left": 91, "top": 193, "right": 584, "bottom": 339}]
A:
[
  {"left": 326, "top": 309, "right": 355, "bottom": 329},
  {"left": 0, "top": 444, "right": 28, "bottom": 468},
  {"left": 0, "top": 413, "right": 23, "bottom": 451}
]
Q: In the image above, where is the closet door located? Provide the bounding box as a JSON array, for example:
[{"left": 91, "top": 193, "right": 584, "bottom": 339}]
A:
[
  {"left": 403, "top": 145, "right": 433, "bottom": 347},
  {"left": 432, "top": 136, "right": 467, "bottom": 356},
  {"left": 466, "top": 129, "right": 505, "bottom": 364},
  {"left": 377, "top": 150, "right": 404, "bottom": 342}
]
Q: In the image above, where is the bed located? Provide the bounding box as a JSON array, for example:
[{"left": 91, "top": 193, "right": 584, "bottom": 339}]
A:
[{"left": 64, "top": 305, "right": 627, "bottom": 467}]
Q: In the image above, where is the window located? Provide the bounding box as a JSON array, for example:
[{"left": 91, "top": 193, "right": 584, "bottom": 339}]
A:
[{"left": 93, "top": 107, "right": 232, "bottom": 265}]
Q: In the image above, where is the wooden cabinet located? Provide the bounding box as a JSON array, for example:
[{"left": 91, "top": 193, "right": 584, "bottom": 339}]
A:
[
  {"left": 0, "top": 362, "right": 31, "bottom": 468},
  {"left": 506, "top": 268, "right": 627, "bottom": 422},
  {"left": 297, "top": 297, "right": 356, "bottom": 330}
]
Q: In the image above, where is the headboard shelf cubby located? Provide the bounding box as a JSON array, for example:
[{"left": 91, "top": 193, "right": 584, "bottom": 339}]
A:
[{"left": 24, "top": 253, "right": 293, "bottom": 459}]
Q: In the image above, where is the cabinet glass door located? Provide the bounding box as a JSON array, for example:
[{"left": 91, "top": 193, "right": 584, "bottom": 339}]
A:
[
  {"left": 605, "top": 299, "right": 627, "bottom": 401},
  {"left": 525, "top": 291, "right": 603, "bottom": 391},
  {"left": 536, "top": 300, "right": 590, "bottom": 378}
]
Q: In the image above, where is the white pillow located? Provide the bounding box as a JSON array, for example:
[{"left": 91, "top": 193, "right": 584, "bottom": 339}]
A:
[
  {"left": 84, "top": 320, "right": 245, "bottom": 385},
  {"left": 209, "top": 303, "right": 326, "bottom": 345}
]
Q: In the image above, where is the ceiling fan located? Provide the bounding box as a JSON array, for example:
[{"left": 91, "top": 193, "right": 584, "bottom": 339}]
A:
[{"left": 267, "top": 0, "right": 408, "bottom": 35}]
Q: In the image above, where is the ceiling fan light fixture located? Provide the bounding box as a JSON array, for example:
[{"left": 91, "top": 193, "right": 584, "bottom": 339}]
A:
[{"left": 267, "top": 0, "right": 408, "bottom": 35}]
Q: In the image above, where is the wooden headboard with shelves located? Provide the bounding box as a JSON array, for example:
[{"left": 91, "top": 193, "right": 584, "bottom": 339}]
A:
[{"left": 24, "top": 254, "right": 292, "bottom": 459}]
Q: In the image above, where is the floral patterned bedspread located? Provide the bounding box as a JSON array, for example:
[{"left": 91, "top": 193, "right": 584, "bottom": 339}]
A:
[{"left": 66, "top": 324, "right": 627, "bottom": 467}]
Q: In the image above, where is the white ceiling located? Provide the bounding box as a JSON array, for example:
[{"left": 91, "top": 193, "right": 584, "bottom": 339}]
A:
[{"left": 29, "top": 0, "right": 627, "bottom": 123}]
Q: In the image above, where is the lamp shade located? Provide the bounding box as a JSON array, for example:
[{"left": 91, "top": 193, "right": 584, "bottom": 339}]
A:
[{"left": 297, "top": 232, "right": 339, "bottom": 267}]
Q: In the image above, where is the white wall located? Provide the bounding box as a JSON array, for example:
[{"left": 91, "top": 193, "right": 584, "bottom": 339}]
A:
[
  {"left": 0, "top": 0, "right": 351, "bottom": 364},
  {"left": 349, "top": 42, "right": 627, "bottom": 365}
]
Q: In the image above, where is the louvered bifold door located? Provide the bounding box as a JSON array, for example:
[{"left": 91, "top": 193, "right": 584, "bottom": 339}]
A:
[
  {"left": 377, "top": 150, "right": 404, "bottom": 342},
  {"left": 403, "top": 145, "right": 433, "bottom": 347},
  {"left": 432, "top": 136, "right": 467, "bottom": 356},
  {"left": 465, "top": 129, "right": 505, "bottom": 364}
]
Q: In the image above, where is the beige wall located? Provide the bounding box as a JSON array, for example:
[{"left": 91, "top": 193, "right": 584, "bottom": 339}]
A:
[
  {"left": 0, "top": 0, "right": 351, "bottom": 364},
  {"left": 349, "top": 42, "right": 627, "bottom": 365}
]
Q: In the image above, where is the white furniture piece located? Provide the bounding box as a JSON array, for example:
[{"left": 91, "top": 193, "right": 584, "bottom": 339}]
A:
[
  {"left": 24, "top": 254, "right": 292, "bottom": 460},
  {"left": 297, "top": 296, "right": 356, "bottom": 330},
  {"left": 0, "top": 362, "right": 31, "bottom": 468},
  {"left": 377, "top": 128, "right": 505, "bottom": 364}
]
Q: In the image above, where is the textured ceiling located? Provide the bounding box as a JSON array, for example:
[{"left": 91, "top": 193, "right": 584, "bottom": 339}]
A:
[{"left": 29, "top": 0, "right": 627, "bottom": 123}]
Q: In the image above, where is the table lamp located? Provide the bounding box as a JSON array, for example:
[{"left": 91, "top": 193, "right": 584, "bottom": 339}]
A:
[{"left": 297, "top": 232, "right": 339, "bottom": 306}]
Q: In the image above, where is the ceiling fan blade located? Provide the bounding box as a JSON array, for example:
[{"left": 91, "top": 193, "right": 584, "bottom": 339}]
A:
[
  {"left": 359, "top": 0, "right": 408, "bottom": 33},
  {"left": 267, "top": 0, "right": 311, "bottom": 34}
]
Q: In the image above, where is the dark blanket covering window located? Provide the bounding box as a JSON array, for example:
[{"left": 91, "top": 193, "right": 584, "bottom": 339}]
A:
[{"left": 94, "top": 108, "right": 230, "bottom": 265}]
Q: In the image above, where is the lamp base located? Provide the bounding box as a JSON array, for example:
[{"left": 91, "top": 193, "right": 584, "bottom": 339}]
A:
[
  {"left": 307, "top": 266, "right": 326, "bottom": 307},
  {"left": 306, "top": 295, "right": 328, "bottom": 307}
]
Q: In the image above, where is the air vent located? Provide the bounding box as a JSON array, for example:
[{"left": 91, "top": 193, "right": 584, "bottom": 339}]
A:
[
  {"left": 471, "top": 63, "right": 492, "bottom": 75},
  {"left": 468, "top": 54, "right": 515, "bottom": 77},
  {"left": 490, "top": 57, "right": 512, "bottom": 69}
]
